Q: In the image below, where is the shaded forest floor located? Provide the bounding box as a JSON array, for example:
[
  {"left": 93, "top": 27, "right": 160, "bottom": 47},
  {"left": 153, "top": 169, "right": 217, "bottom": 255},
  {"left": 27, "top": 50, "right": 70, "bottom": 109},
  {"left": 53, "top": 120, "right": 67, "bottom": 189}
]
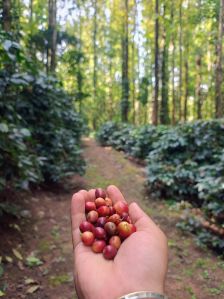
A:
[{"left": 1, "top": 138, "right": 224, "bottom": 299}]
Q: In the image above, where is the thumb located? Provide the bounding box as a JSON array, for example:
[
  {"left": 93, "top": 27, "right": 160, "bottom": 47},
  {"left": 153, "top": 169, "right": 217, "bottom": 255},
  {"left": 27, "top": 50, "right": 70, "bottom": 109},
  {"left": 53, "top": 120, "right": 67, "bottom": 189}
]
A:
[{"left": 129, "top": 202, "right": 158, "bottom": 230}]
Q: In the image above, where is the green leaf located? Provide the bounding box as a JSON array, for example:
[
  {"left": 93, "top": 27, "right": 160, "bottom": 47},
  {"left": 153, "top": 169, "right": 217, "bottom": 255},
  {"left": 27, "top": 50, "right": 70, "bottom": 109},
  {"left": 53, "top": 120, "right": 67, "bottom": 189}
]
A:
[
  {"left": 26, "top": 255, "right": 43, "bottom": 267},
  {"left": 20, "top": 128, "right": 31, "bottom": 137},
  {"left": 0, "top": 123, "right": 8, "bottom": 133},
  {"left": 3, "top": 40, "right": 12, "bottom": 51}
]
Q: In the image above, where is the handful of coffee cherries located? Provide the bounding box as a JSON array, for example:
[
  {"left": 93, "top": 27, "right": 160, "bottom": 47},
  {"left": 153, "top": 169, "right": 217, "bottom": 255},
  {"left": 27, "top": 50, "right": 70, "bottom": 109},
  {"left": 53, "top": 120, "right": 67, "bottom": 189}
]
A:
[{"left": 79, "top": 188, "right": 137, "bottom": 260}]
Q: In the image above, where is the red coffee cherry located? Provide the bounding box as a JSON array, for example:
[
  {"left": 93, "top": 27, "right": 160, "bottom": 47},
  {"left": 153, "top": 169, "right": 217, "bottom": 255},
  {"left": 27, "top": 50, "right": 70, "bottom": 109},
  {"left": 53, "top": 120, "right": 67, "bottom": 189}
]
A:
[
  {"left": 81, "top": 231, "right": 95, "bottom": 246},
  {"left": 92, "top": 240, "right": 106, "bottom": 253},
  {"left": 95, "top": 188, "right": 106, "bottom": 199},
  {"left": 103, "top": 245, "right": 117, "bottom": 260}
]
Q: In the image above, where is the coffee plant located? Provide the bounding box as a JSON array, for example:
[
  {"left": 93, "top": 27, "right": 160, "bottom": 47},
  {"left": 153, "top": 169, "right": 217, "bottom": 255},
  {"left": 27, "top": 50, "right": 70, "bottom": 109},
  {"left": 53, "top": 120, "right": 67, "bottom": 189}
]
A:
[{"left": 97, "top": 120, "right": 224, "bottom": 254}]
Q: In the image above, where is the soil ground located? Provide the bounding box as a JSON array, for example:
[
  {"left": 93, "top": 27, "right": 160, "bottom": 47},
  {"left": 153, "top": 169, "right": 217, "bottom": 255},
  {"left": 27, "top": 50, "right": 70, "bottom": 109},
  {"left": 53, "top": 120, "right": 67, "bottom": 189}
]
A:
[{"left": 0, "top": 138, "right": 224, "bottom": 299}]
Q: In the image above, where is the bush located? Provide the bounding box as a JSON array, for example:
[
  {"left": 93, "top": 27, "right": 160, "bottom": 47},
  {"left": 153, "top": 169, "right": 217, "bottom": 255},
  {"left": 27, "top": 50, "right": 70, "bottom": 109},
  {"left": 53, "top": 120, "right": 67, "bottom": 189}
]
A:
[
  {"left": 124, "top": 125, "right": 168, "bottom": 159},
  {"left": 97, "top": 122, "right": 133, "bottom": 151},
  {"left": 146, "top": 121, "right": 224, "bottom": 209},
  {"left": 18, "top": 74, "right": 85, "bottom": 182},
  {"left": 0, "top": 33, "right": 85, "bottom": 191},
  {"left": 97, "top": 120, "right": 224, "bottom": 254},
  {"left": 97, "top": 122, "right": 167, "bottom": 159},
  {"left": 96, "top": 122, "right": 120, "bottom": 146}
]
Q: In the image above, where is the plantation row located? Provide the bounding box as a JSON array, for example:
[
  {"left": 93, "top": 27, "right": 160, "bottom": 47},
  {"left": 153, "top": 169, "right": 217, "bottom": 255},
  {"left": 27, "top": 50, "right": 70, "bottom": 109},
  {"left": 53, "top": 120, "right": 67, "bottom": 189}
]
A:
[
  {"left": 0, "top": 35, "right": 85, "bottom": 193},
  {"left": 97, "top": 121, "right": 224, "bottom": 254}
]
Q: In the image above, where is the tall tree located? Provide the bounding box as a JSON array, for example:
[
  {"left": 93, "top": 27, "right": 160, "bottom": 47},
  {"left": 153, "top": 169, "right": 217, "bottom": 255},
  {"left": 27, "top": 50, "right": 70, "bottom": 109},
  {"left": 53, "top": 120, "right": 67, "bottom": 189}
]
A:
[
  {"left": 3, "top": 0, "right": 11, "bottom": 32},
  {"left": 48, "top": 0, "right": 57, "bottom": 72},
  {"left": 77, "top": 0, "right": 84, "bottom": 114},
  {"left": 184, "top": 47, "right": 189, "bottom": 121},
  {"left": 29, "top": 0, "right": 33, "bottom": 24},
  {"left": 93, "top": 0, "right": 98, "bottom": 112},
  {"left": 121, "top": 0, "right": 129, "bottom": 122},
  {"left": 178, "top": 0, "right": 183, "bottom": 121},
  {"left": 215, "top": 0, "right": 224, "bottom": 118},
  {"left": 196, "top": 55, "right": 203, "bottom": 119},
  {"left": 152, "top": 0, "right": 159, "bottom": 125},
  {"left": 171, "top": 0, "right": 176, "bottom": 124},
  {"left": 160, "top": 3, "right": 170, "bottom": 125},
  {"left": 183, "top": 0, "right": 190, "bottom": 122},
  {"left": 131, "top": 0, "right": 137, "bottom": 124}
]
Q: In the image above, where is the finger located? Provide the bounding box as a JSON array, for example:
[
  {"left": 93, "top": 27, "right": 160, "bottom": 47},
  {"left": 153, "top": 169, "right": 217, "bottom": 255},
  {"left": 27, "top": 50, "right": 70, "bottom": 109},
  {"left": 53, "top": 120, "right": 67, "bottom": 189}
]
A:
[
  {"left": 129, "top": 202, "right": 156, "bottom": 228},
  {"left": 107, "top": 185, "right": 126, "bottom": 204},
  {"left": 71, "top": 191, "right": 87, "bottom": 248},
  {"left": 88, "top": 189, "right": 96, "bottom": 201}
]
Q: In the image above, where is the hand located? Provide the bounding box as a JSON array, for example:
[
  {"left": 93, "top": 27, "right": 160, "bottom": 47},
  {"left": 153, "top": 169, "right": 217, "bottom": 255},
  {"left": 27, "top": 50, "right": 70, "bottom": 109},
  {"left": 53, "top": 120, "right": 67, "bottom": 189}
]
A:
[{"left": 71, "top": 185, "right": 168, "bottom": 299}]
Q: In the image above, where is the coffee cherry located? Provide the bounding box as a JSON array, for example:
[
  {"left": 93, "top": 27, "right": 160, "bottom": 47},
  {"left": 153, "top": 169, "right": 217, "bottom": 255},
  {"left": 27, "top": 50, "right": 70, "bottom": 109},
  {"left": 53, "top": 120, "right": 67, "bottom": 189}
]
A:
[
  {"left": 95, "top": 227, "right": 106, "bottom": 239},
  {"left": 95, "top": 188, "right": 106, "bottom": 199},
  {"left": 95, "top": 197, "right": 106, "bottom": 208},
  {"left": 96, "top": 216, "right": 107, "bottom": 228},
  {"left": 104, "top": 222, "right": 117, "bottom": 236},
  {"left": 79, "top": 221, "right": 95, "bottom": 233},
  {"left": 80, "top": 188, "right": 137, "bottom": 260},
  {"left": 113, "top": 201, "right": 129, "bottom": 216},
  {"left": 105, "top": 197, "right": 113, "bottom": 206},
  {"left": 109, "top": 236, "right": 121, "bottom": 249},
  {"left": 86, "top": 210, "right": 98, "bottom": 223},
  {"left": 85, "top": 201, "right": 96, "bottom": 212},
  {"left": 117, "top": 221, "right": 132, "bottom": 238},
  {"left": 103, "top": 245, "right": 117, "bottom": 260},
  {"left": 98, "top": 206, "right": 110, "bottom": 217},
  {"left": 109, "top": 206, "right": 116, "bottom": 215},
  {"left": 81, "top": 231, "right": 95, "bottom": 246},
  {"left": 92, "top": 240, "right": 106, "bottom": 253},
  {"left": 121, "top": 212, "right": 129, "bottom": 221},
  {"left": 107, "top": 213, "right": 121, "bottom": 225}
]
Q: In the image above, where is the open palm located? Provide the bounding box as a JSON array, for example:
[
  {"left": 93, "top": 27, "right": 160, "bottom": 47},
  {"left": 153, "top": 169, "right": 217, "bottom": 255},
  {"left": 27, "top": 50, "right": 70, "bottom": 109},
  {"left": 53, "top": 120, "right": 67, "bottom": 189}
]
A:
[{"left": 71, "top": 185, "right": 168, "bottom": 299}]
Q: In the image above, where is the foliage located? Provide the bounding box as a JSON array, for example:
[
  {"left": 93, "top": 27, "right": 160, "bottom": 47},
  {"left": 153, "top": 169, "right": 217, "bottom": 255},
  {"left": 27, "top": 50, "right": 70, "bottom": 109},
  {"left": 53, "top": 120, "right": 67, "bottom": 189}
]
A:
[
  {"left": 96, "top": 122, "right": 120, "bottom": 146},
  {"left": 124, "top": 125, "right": 168, "bottom": 159},
  {"left": 146, "top": 120, "right": 224, "bottom": 205},
  {"left": 97, "top": 122, "right": 168, "bottom": 159},
  {"left": 0, "top": 32, "right": 85, "bottom": 196},
  {"left": 97, "top": 120, "right": 224, "bottom": 253},
  {"left": 26, "top": 255, "right": 43, "bottom": 267},
  {"left": 177, "top": 215, "right": 224, "bottom": 255}
]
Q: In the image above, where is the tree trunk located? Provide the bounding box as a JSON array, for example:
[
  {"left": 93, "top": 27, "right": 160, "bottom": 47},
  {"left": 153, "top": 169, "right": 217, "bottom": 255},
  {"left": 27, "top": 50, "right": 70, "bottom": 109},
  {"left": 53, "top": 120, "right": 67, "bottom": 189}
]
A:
[
  {"left": 48, "top": 0, "right": 57, "bottom": 72},
  {"left": 171, "top": 0, "right": 176, "bottom": 125},
  {"left": 152, "top": 0, "right": 159, "bottom": 125},
  {"left": 160, "top": 4, "right": 170, "bottom": 125},
  {"left": 29, "top": 0, "right": 33, "bottom": 24},
  {"left": 184, "top": 59, "right": 189, "bottom": 121},
  {"left": 3, "top": 0, "right": 11, "bottom": 32},
  {"left": 108, "top": 58, "right": 113, "bottom": 119},
  {"left": 215, "top": 0, "right": 224, "bottom": 118},
  {"left": 132, "top": 0, "right": 137, "bottom": 124},
  {"left": 93, "top": 0, "right": 98, "bottom": 105},
  {"left": 121, "top": 0, "right": 129, "bottom": 122},
  {"left": 77, "top": 0, "right": 83, "bottom": 114},
  {"left": 178, "top": 0, "right": 183, "bottom": 121},
  {"left": 196, "top": 56, "right": 203, "bottom": 119}
]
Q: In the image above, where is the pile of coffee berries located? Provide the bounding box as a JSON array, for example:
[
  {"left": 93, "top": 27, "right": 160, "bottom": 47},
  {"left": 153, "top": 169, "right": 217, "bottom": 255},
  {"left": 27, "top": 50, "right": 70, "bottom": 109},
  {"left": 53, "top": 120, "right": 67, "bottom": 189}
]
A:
[{"left": 79, "top": 188, "right": 136, "bottom": 260}]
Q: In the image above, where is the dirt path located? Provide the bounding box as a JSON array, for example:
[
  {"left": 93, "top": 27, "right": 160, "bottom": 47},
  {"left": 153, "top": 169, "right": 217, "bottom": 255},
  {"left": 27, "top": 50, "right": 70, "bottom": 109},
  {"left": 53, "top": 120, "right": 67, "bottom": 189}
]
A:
[{"left": 1, "top": 138, "right": 224, "bottom": 299}]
